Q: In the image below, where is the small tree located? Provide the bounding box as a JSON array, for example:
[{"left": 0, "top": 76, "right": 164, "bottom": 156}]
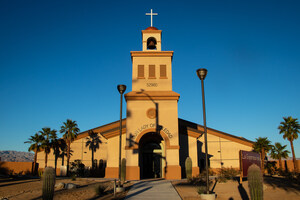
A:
[
  {"left": 278, "top": 116, "right": 300, "bottom": 172},
  {"left": 253, "top": 137, "right": 272, "bottom": 174},
  {"left": 270, "top": 142, "right": 290, "bottom": 170}
]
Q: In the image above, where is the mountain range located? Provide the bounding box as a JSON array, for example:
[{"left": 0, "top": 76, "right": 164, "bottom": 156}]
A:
[{"left": 0, "top": 150, "right": 34, "bottom": 162}]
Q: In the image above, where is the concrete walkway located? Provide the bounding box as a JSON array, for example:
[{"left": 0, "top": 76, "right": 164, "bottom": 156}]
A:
[{"left": 124, "top": 179, "right": 182, "bottom": 200}]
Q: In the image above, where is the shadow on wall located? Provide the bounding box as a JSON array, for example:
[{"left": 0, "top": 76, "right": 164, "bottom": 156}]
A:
[
  {"left": 126, "top": 89, "right": 165, "bottom": 155},
  {"left": 0, "top": 162, "right": 9, "bottom": 175},
  {"left": 178, "top": 124, "right": 189, "bottom": 178},
  {"left": 0, "top": 161, "right": 37, "bottom": 176},
  {"left": 197, "top": 140, "right": 213, "bottom": 173}
]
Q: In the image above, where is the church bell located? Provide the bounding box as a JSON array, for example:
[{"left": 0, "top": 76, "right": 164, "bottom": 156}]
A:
[{"left": 147, "top": 37, "right": 157, "bottom": 50}]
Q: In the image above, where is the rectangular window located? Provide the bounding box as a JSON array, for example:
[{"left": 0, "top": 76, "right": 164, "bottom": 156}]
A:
[
  {"left": 160, "top": 65, "right": 167, "bottom": 78},
  {"left": 149, "top": 65, "right": 156, "bottom": 79},
  {"left": 137, "top": 65, "right": 145, "bottom": 79}
]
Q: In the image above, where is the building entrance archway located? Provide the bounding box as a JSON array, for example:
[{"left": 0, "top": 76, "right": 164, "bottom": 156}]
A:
[{"left": 139, "top": 132, "right": 164, "bottom": 179}]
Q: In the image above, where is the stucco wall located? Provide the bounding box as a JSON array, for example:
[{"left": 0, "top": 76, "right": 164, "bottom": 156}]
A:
[
  {"left": 0, "top": 161, "right": 36, "bottom": 175},
  {"left": 198, "top": 133, "right": 253, "bottom": 169}
]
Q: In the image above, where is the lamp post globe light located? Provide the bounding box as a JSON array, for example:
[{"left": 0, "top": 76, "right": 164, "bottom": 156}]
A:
[
  {"left": 196, "top": 68, "right": 210, "bottom": 195},
  {"left": 117, "top": 84, "right": 126, "bottom": 192}
]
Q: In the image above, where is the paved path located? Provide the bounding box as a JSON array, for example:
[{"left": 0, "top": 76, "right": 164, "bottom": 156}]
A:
[{"left": 124, "top": 179, "right": 181, "bottom": 200}]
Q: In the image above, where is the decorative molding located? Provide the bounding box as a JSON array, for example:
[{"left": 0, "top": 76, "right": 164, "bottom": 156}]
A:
[
  {"left": 131, "top": 51, "right": 173, "bottom": 58},
  {"left": 142, "top": 30, "right": 162, "bottom": 34},
  {"left": 125, "top": 91, "right": 180, "bottom": 101},
  {"left": 187, "top": 127, "right": 203, "bottom": 138},
  {"left": 125, "top": 128, "right": 177, "bottom": 150}
]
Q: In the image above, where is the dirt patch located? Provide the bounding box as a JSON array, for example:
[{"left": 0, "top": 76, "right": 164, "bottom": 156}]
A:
[
  {"left": 0, "top": 177, "right": 132, "bottom": 200},
  {"left": 172, "top": 177, "right": 300, "bottom": 200}
]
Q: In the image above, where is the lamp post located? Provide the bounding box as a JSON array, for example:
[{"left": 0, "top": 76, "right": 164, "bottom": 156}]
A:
[
  {"left": 196, "top": 68, "right": 209, "bottom": 194},
  {"left": 117, "top": 84, "right": 126, "bottom": 190}
]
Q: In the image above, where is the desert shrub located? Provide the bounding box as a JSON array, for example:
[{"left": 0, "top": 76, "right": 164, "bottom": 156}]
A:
[
  {"left": 71, "top": 174, "right": 76, "bottom": 181},
  {"left": 265, "top": 161, "right": 277, "bottom": 175},
  {"left": 188, "top": 172, "right": 213, "bottom": 186},
  {"left": 70, "top": 160, "right": 85, "bottom": 177},
  {"left": 283, "top": 171, "right": 300, "bottom": 184},
  {"left": 94, "top": 184, "right": 107, "bottom": 196},
  {"left": 197, "top": 186, "right": 206, "bottom": 194},
  {"left": 218, "top": 167, "right": 240, "bottom": 183}
]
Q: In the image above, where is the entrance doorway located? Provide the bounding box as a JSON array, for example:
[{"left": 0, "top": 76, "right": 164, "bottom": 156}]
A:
[{"left": 139, "top": 132, "right": 164, "bottom": 179}]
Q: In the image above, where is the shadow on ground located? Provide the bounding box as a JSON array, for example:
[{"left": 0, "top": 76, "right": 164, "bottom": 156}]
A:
[{"left": 263, "top": 176, "right": 300, "bottom": 193}]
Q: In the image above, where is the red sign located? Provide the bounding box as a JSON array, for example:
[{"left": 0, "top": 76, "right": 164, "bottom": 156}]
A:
[{"left": 240, "top": 150, "right": 261, "bottom": 177}]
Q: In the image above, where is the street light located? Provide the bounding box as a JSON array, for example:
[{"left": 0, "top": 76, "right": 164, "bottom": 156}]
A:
[
  {"left": 196, "top": 68, "right": 209, "bottom": 194},
  {"left": 117, "top": 84, "right": 126, "bottom": 191}
]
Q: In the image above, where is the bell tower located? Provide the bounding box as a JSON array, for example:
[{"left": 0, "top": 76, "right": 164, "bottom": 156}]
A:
[
  {"left": 131, "top": 26, "right": 173, "bottom": 92},
  {"left": 124, "top": 21, "right": 181, "bottom": 180}
]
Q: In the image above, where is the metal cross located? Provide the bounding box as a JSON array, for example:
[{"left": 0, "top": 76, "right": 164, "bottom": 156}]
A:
[{"left": 146, "top": 9, "right": 158, "bottom": 27}]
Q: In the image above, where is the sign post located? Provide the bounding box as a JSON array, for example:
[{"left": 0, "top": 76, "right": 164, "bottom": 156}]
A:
[{"left": 240, "top": 150, "right": 261, "bottom": 182}]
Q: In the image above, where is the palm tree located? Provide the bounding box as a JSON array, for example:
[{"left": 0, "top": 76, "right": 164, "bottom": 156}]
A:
[
  {"left": 39, "top": 127, "right": 57, "bottom": 167},
  {"left": 60, "top": 119, "right": 80, "bottom": 176},
  {"left": 253, "top": 137, "right": 272, "bottom": 174},
  {"left": 278, "top": 116, "right": 300, "bottom": 172},
  {"left": 50, "top": 132, "right": 66, "bottom": 172},
  {"left": 24, "top": 133, "right": 44, "bottom": 175},
  {"left": 86, "top": 130, "right": 102, "bottom": 169},
  {"left": 270, "top": 142, "right": 290, "bottom": 170}
]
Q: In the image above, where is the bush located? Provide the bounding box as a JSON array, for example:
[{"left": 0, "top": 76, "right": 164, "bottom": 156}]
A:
[
  {"left": 218, "top": 167, "right": 240, "bottom": 183},
  {"left": 71, "top": 174, "right": 76, "bottom": 181},
  {"left": 197, "top": 186, "right": 206, "bottom": 194},
  {"left": 188, "top": 172, "right": 213, "bottom": 186},
  {"left": 94, "top": 184, "right": 107, "bottom": 196},
  {"left": 70, "top": 160, "right": 85, "bottom": 177},
  {"left": 265, "top": 161, "right": 277, "bottom": 175}
]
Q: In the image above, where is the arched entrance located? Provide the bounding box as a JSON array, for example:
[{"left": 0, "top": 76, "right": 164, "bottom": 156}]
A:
[{"left": 139, "top": 132, "right": 164, "bottom": 179}]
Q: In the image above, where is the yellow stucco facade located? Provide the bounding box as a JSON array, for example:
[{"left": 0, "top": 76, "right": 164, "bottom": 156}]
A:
[{"left": 37, "top": 26, "right": 254, "bottom": 180}]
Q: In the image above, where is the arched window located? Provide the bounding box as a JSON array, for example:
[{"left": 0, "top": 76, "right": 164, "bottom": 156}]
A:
[{"left": 147, "top": 37, "right": 157, "bottom": 50}]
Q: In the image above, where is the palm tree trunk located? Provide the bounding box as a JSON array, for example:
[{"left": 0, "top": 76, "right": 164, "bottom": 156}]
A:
[
  {"left": 290, "top": 140, "right": 298, "bottom": 172},
  {"left": 54, "top": 149, "right": 58, "bottom": 174},
  {"left": 33, "top": 148, "right": 38, "bottom": 175},
  {"left": 45, "top": 152, "right": 48, "bottom": 168},
  {"left": 67, "top": 139, "right": 70, "bottom": 176},
  {"left": 261, "top": 149, "right": 265, "bottom": 174},
  {"left": 92, "top": 149, "right": 94, "bottom": 169},
  {"left": 279, "top": 157, "right": 282, "bottom": 170}
]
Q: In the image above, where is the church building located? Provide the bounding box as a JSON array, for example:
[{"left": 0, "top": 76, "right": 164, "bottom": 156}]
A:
[{"left": 37, "top": 19, "right": 254, "bottom": 180}]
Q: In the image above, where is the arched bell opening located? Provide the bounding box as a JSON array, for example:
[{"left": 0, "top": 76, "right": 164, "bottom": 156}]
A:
[
  {"left": 147, "top": 37, "right": 157, "bottom": 50},
  {"left": 139, "top": 132, "right": 165, "bottom": 179}
]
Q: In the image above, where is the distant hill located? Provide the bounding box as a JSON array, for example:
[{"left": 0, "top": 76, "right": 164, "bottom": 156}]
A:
[{"left": 0, "top": 150, "right": 34, "bottom": 162}]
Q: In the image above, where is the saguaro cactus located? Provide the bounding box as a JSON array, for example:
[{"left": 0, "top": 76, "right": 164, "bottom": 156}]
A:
[
  {"left": 185, "top": 157, "right": 192, "bottom": 179},
  {"left": 121, "top": 158, "right": 126, "bottom": 183},
  {"left": 42, "top": 167, "right": 56, "bottom": 200},
  {"left": 248, "top": 164, "right": 263, "bottom": 200}
]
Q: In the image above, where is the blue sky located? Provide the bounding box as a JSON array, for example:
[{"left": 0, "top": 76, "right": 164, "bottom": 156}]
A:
[{"left": 1, "top": 0, "right": 300, "bottom": 158}]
